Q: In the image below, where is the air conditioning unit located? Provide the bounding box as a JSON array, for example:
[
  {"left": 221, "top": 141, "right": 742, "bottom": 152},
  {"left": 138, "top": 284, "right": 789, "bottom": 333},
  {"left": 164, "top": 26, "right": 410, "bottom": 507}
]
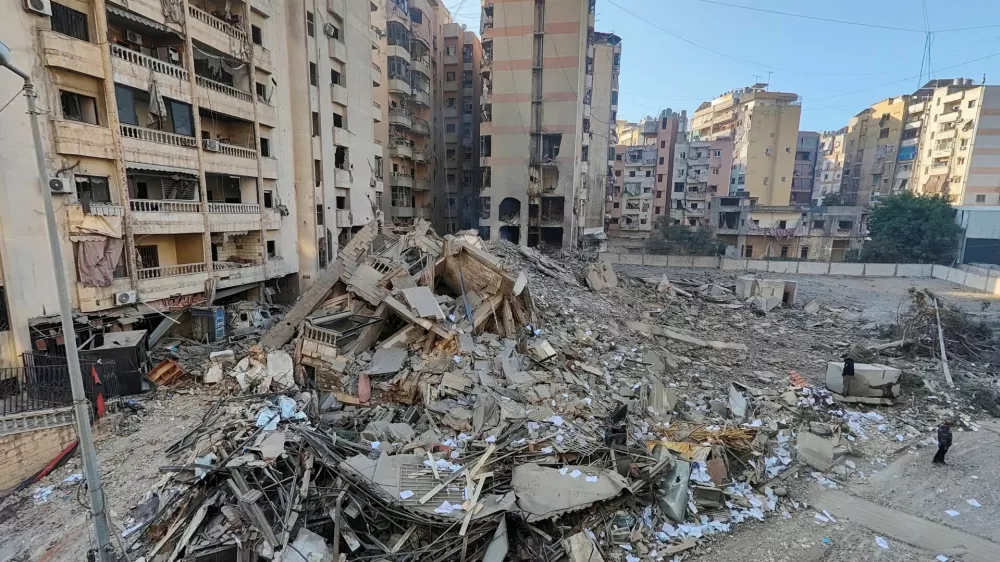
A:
[
  {"left": 323, "top": 23, "right": 338, "bottom": 38},
  {"left": 23, "top": 0, "right": 52, "bottom": 16},
  {"left": 126, "top": 30, "right": 144, "bottom": 45},
  {"left": 49, "top": 176, "right": 74, "bottom": 194},
  {"left": 115, "top": 291, "right": 138, "bottom": 306},
  {"left": 203, "top": 139, "right": 221, "bottom": 152}
]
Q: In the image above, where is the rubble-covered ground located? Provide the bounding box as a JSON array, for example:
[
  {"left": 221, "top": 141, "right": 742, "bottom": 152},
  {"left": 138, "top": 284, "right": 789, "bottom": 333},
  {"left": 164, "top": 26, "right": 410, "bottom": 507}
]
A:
[{"left": 2, "top": 230, "right": 999, "bottom": 562}]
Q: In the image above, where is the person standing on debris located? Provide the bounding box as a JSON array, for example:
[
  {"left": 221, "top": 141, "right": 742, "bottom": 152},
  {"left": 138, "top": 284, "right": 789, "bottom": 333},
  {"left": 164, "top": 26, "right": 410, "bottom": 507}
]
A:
[
  {"left": 932, "top": 420, "right": 954, "bottom": 466},
  {"left": 841, "top": 356, "right": 855, "bottom": 397}
]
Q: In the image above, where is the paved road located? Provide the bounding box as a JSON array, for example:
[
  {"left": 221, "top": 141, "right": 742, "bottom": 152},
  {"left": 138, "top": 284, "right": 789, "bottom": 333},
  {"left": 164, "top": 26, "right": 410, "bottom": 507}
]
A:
[{"left": 812, "top": 487, "right": 999, "bottom": 562}]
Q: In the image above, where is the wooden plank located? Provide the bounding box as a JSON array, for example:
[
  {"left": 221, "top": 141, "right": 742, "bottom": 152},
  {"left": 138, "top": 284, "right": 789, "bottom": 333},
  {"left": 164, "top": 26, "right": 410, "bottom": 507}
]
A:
[{"left": 933, "top": 298, "right": 955, "bottom": 387}]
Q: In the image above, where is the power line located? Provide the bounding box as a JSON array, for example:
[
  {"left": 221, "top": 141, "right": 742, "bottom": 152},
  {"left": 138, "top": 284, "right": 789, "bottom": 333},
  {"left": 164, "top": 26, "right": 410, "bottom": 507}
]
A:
[
  {"left": 699, "top": 0, "right": 1000, "bottom": 34},
  {"left": 605, "top": 0, "right": 885, "bottom": 76}
]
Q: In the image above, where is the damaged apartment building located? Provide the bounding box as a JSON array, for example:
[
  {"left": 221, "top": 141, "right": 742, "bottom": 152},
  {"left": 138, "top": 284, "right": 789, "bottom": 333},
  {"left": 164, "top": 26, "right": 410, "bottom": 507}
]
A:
[
  {"left": 479, "top": 0, "right": 614, "bottom": 248},
  {"left": 0, "top": 0, "right": 382, "bottom": 366}
]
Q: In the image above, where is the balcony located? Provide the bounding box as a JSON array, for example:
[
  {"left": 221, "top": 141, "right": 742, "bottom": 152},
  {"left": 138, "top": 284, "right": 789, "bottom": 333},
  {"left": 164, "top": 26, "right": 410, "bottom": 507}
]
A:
[
  {"left": 254, "top": 45, "right": 273, "bottom": 71},
  {"left": 389, "top": 78, "right": 411, "bottom": 96},
  {"left": 389, "top": 110, "right": 412, "bottom": 128},
  {"left": 444, "top": 81, "right": 458, "bottom": 92},
  {"left": 390, "top": 173, "right": 413, "bottom": 188},
  {"left": 390, "top": 142, "right": 413, "bottom": 159},
  {"left": 258, "top": 102, "right": 277, "bottom": 127},
  {"left": 939, "top": 111, "right": 960, "bottom": 124},
  {"left": 335, "top": 168, "right": 351, "bottom": 188},
  {"left": 138, "top": 262, "right": 208, "bottom": 300},
  {"left": 327, "top": 0, "right": 346, "bottom": 18},
  {"left": 208, "top": 202, "right": 262, "bottom": 231},
  {"left": 120, "top": 124, "right": 199, "bottom": 170},
  {"left": 413, "top": 178, "right": 431, "bottom": 192},
  {"left": 908, "top": 101, "right": 926, "bottom": 114},
  {"left": 251, "top": 0, "right": 273, "bottom": 17},
  {"left": 329, "top": 38, "right": 347, "bottom": 63},
  {"left": 932, "top": 147, "right": 954, "bottom": 159},
  {"left": 213, "top": 261, "right": 266, "bottom": 287},
  {"left": 412, "top": 57, "right": 431, "bottom": 77},
  {"left": 111, "top": 44, "right": 190, "bottom": 102},
  {"left": 53, "top": 121, "right": 115, "bottom": 160},
  {"left": 372, "top": 62, "right": 382, "bottom": 86},
  {"left": 413, "top": 147, "right": 429, "bottom": 164},
  {"left": 263, "top": 208, "right": 281, "bottom": 230},
  {"left": 463, "top": 86, "right": 474, "bottom": 98},
  {"left": 188, "top": 5, "right": 249, "bottom": 59},
  {"left": 333, "top": 126, "right": 350, "bottom": 147},
  {"left": 202, "top": 140, "right": 259, "bottom": 176},
  {"left": 412, "top": 119, "right": 430, "bottom": 136},
  {"left": 390, "top": 206, "right": 415, "bottom": 218},
  {"left": 261, "top": 157, "right": 278, "bottom": 179},
  {"left": 39, "top": 30, "right": 103, "bottom": 79},
  {"left": 331, "top": 83, "right": 349, "bottom": 105},
  {"left": 129, "top": 200, "right": 204, "bottom": 234},
  {"left": 943, "top": 91, "right": 965, "bottom": 105},
  {"left": 196, "top": 76, "right": 255, "bottom": 121},
  {"left": 112, "top": 0, "right": 184, "bottom": 31},
  {"left": 388, "top": 44, "right": 410, "bottom": 63},
  {"left": 335, "top": 209, "right": 352, "bottom": 226},
  {"left": 937, "top": 128, "right": 957, "bottom": 140}
]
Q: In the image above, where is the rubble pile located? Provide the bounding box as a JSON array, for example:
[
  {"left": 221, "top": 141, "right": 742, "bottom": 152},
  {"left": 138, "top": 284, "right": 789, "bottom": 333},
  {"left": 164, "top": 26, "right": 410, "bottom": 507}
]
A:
[{"left": 112, "top": 223, "right": 999, "bottom": 561}]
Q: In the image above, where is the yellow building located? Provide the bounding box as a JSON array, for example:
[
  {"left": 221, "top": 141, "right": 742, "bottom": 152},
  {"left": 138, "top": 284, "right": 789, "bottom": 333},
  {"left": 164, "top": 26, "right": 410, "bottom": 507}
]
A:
[
  {"left": 0, "top": 0, "right": 384, "bottom": 366},
  {"left": 839, "top": 96, "right": 908, "bottom": 205},
  {"left": 692, "top": 85, "right": 801, "bottom": 207},
  {"left": 814, "top": 128, "right": 846, "bottom": 205}
]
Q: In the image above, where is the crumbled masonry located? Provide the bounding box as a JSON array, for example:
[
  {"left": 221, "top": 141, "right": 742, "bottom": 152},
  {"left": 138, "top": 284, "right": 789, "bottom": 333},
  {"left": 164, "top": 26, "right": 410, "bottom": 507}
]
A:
[{"left": 34, "top": 221, "right": 997, "bottom": 561}]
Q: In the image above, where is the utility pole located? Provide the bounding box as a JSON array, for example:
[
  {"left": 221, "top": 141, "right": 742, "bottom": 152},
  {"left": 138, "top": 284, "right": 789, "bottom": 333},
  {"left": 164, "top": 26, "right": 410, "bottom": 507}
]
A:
[{"left": 0, "top": 41, "right": 114, "bottom": 560}]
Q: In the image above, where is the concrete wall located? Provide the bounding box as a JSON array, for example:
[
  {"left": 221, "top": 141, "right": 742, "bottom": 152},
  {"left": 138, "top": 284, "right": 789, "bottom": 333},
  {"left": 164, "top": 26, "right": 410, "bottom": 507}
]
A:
[{"left": 0, "top": 410, "right": 77, "bottom": 491}]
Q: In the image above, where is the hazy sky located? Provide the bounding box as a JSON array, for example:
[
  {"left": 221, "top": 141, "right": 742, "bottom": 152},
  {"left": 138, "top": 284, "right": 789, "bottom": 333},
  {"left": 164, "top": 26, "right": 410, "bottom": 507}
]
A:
[{"left": 444, "top": 0, "right": 1000, "bottom": 131}]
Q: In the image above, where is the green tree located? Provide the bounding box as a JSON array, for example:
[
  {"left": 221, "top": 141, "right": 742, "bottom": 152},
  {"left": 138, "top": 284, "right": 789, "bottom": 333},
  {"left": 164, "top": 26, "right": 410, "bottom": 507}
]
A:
[
  {"left": 821, "top": 192, "right": 846, "bottom": 206},
  {"left": 860, "top": 192, "right": 963, "bottom": 264},
  {"left": 648, "top": 219, "right": 726, "bottom": 255}
]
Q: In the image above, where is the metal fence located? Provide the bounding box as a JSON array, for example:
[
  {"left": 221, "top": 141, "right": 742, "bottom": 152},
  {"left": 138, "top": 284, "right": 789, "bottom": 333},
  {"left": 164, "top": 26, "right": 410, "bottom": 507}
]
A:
[{"left": 0, "top": 353, "right": 120, "bottom": 417}]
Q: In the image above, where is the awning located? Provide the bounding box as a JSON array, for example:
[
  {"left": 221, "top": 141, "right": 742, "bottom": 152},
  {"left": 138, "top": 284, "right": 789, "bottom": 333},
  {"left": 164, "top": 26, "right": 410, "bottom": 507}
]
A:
[
  {"left": 106, "top": 4, "right": 177, "bottom": 35},
  {"left": 214, "top": 282, "right": 262, "bottom": 301},
  {"left": 125, "top": 161, "right": 198, "bottom": 176}
]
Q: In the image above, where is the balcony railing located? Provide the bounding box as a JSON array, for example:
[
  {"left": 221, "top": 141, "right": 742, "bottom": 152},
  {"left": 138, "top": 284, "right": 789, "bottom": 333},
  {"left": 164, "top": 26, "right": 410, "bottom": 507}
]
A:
[
  {"left": 212, "top": 260, "right": 261, "bottom": 271},
  {"left": 203, "top": 139, "right": 258, "bottom": 159},
  {"left": 130, "top": 200, "right": 201, "bottom": 213},
  {"left": 111, "top": 44, "right": 187, "bottom": 80},
  {"left": 120, "top": 124, "right": 198, "bottom": 147},
  {"left": 196, "top": 75, "right": 253, "bottom": 102},
  {"left": 208, "top": 202, "right": 261, "bottom": 213},
  {"left": 188, "top": 5, "right": 247, "bottom": 43},
  {"left": 138, "top": 262, "right": 207, "bottom": 279}
]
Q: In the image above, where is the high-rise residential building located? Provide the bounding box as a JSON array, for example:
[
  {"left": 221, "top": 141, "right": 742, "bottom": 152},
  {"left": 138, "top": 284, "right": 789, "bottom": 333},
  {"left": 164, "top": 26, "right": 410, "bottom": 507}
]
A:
[
  {"left": 290, "top": 0, "right": 382, "bottom": 285},
  {"left": 479, "top": 0, "right": 604, "bottom": 248},
  {"left": 692, "top": 85, "right": 801, "bottom": 207},
  {"left": 605, "top": 110, "right": 684, "bottom": 236},
  {"left": 839, "top": 96, "right": 908, "bottom": 206},
  {"left": 380, "top": 0, "right": 442, "bottom": 228},
  {"left": 813, "top": 128, "right": 846, "bottom": 205},
  {"left": 588, "top": 31, "right": 621, "bottom": 239},
  {"left": 671, "top": 135, "right": 733, "bottom": 227},
  {"left": 909, "top": 79, "right": 1000, "bottom": 206},
  {"left": 792, "top": 132, "right": 819, "bottom": 205},
  {"left": 441, "top": 22, "right": 482, "bottom": 233},
  {"left": 0, "top": 0, "right": 389, "bottom": 367}
]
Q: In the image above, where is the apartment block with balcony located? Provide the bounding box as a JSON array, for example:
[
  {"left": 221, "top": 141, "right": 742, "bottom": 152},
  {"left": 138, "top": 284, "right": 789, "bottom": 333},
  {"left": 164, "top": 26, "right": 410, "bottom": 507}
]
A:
[
  {"left": 909, "top": 79, "right": 1000, "bottom": 206},
  {"left": 440, "top": 22, "right": 482, "bottom": 233},
  {"left": 0, "top": 1, "right": 300, "bottom": 366},
  {"left": 813, "top": 128, "right": 846, "bottom": 206},
  {"left": 377, "top": 0, "right": 453, "bottom": 228},
  {"left": 839, "top": 96, "right": 908, "bottom": 206},
  {"left": 670, "top": 137, "right": 732, "bottom": 227},
  {"left": 586, "top": 32, "right": 620, "bottom": 241},
  {"left": 479, "top": 0, "right": 597, "bottom": 248},
  {"left": 286, "top": 0, "right": 382, "bottom": 287}
]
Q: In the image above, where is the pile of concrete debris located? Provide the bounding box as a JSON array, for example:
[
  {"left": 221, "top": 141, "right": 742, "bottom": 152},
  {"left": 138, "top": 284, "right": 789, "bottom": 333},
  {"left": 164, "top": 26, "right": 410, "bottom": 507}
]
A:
[{"left": 114, "top": 222, "right": 944, "bottom": 561}]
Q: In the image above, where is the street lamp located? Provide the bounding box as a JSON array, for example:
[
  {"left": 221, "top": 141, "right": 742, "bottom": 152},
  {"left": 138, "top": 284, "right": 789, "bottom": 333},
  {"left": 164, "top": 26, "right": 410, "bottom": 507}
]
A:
[{"left": 0, "top": 40, "right": 114, "bottom": 561}]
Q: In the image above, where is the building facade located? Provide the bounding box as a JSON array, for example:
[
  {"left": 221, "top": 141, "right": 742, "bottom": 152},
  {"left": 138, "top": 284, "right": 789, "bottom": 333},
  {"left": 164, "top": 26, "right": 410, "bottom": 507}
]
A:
[
  {"left": 479, "top": 0, "right": 602, "bottom": 248},
  {"left": 792, "top": 132, "right": 819, "bottom": 205},
  {"left": 441, "top": 22, "right": 481, "bottom": 233},
  {"left": 671, "top": 136, "right": 733, "bottom": 227},
  {"left": 0, "top": 0, "right": 393, "bottom": 367},
  {"left": 813, "top": 128, "right": 846, "bottom": 205},
  {"left": 839, "top": 96, "right": 908, "bottom": 206},
  {"left": 910, "top": 80, "right": 1000, "bottom": 206}
]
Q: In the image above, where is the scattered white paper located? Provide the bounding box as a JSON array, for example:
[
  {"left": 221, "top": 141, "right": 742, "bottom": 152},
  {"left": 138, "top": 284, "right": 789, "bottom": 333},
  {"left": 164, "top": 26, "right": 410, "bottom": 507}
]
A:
[
  {"left": 626, "top": 555, "right": 640, "bottom": 562},
  {"left": 570, "top": 469, "right": 582, "bottom": 479},
  {"left": 619, "top": 544, "right": 633, "bottom": 551},
  {"left": 434, "top": 500, "right": 459, "bottom": 514},
  {"left": 485, "top": 435, "right": 496, "bottom": 443},
  {"left": 822, "top": 510, "right": 837, "bottom": 523},
  {"left": 875, "top": 536, "right": 890, "bottom": 550},
  {"left": 584, "top": 397, "right": 592, "bottom": 407},
  {"left": 967, "top": 498, "right": 982, "bottom": 508},
  {"left": 586, "top": 475, "right": 599, "bottom": 483},
  {"left": 541, "top": 447, "right": 554, "bottom": 454},
  {"left": 548, "top": 415, "right": 564, "bottom": 426},
  {"left": 450, "top": 450, "right": 460, "bottom": 459},
  {"left": 399, "top": 490, "right": 414, "bottom": 500},
  {"left": 370, "top": 441, "right": 381, "bottom": 449},
  {"left": 814, "top": 513, "right": 829, "bottom": 523},
  {"left": 937, "top": 555, "right": 949, "bottom": 562},
  {"left": 895, "top": 434, "right": 905, "bottom": 441},
  {"left": 63, "top": 474, "right": 83, "bottom": 483},
  {"left": 559, "top": 467, "right": 569, "bottom": 475},
  {"left": 944, "top": 509, "right": 960, "bottom": 517}
]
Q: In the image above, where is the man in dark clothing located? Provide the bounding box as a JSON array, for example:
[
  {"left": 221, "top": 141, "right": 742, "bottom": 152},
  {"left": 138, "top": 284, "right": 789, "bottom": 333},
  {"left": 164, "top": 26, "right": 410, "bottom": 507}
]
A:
[
  {"left": 841, "top": 357, "right": 855, "bottom": 397},
  {"left": 932, "top": 420, "right": 954, "bottom": 465}
]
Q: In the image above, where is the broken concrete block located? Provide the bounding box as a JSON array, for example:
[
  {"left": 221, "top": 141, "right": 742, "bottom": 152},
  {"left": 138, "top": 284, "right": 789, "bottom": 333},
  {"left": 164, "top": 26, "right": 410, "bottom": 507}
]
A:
[
  {"left": 804, "top": 300, "right": 821, "bottom": 314},
  {"left": 368, "top": 348, "right": 408, "bottom": 376},
  {"left": 584, "top": 261, "right": 618, "bottom": 291},
  {"left": 530, "top": 340, "right": 557, "bottom": 362},
  {"left": 267, "top": 351, "right": 295, "bottom": 390},
  {"left": 512, "top": 463, "right": 628, "bottom": 522},
  {"left": 796, "top": 431, "right": 837, "bottom": 471},
  {"left": 735, "top": 275, "right": 757, "bottom": 299},
  {"left": 825, "top": 361, "right": 901, "bottom": 405}
]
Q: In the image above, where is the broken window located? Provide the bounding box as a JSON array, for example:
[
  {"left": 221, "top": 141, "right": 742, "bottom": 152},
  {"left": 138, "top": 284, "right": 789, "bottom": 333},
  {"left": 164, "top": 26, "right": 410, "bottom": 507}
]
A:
[
  {"left": 76, "top": 175, "right": 112, "bottom": 204},
  {"left": 541, "top": 134, "right": 562, "bottom": 162},
  {"left": 838, "top": 220, "right": 853, "bottom": 230},
  {"left": 61, "top": 91, "right": 99, "bottom": 125}
]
